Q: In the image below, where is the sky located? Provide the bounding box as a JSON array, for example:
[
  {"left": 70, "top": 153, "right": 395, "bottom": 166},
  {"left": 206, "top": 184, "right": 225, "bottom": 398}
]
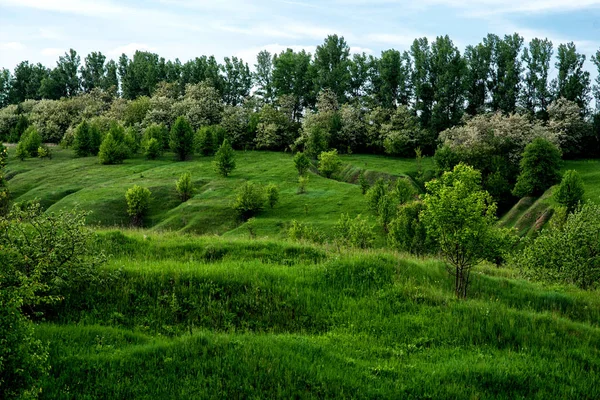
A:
[{"left": 1, "top": 0, "right": 600, "bottom": 77}]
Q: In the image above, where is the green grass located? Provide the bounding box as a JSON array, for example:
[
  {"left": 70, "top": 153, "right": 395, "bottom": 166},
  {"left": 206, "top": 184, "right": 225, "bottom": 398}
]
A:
[
  {"left": 563, "top": 159, "right": 600, "bottom": 202},
  {"left": 5, "top": 148, "right": 429, "bottom": 239},
  {"left": 33, "top": 231, "right": 600, "bottom": 399}
]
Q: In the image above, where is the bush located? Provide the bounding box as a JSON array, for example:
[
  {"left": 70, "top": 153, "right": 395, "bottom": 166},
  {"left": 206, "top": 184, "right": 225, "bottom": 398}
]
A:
[
  {"left": 143, "top": 123, "right": 169, "bottom": 150},
  {"left": 553, "top": 170, "right": 585, "bottom": 214},
  {"left": 144, "top": 137, "right": 162, "bottom": 160},
  {"left": 366, "top": 178, "right": 388, "bottom": 215},
  {"left": 125, "top": 185, "right": 151, "bottom": 226},
  {"left": 196, "top": 125, "right": 224, "bottom": 156},
  {"left": 513, "top": 137, "right": 562, "bottom": 197},
  {"left": 170, "top": 116, "right": 195, "bottom": 161},
  {"left": 18, "top": 126, "right": 42, "bottom": 158},
  {"left": 287, "top": 220, "right": 322, "bottom": 243},
  {"left": 358, "top": 171, "right": 369, "bottom": 194},
  {"left": 72, "top": 120, "right": 101, "bottom": 157},
  {"left": 0, "top": 146, "right": 8, "bottom": 215},
  {"left": 232, "top": 181, "right": 266, "bottom": 220},
  {"left": 266, "top": 183, "right": 279, "bottom": 208},
  {"left": 214, "top": 139, "right": 236, "bottom": 177},
  {"left": 394, "top": 178, "right": 416, "bottom": 205},
  {"left": 388, "top": 201, "right": 432, "bottom": 255},
  {"left": 124, "top": 127, "right": 140, "bottom": 155},
  {"left": 98, "top": 133, "right": 128, "bottom": 165},
  {"left": 176, "top": 172, "right": 194, "bottom": 202},
  {"left": 297, "top": 175, "right": 309, "bottom": 194},
  {"left": 318, "top": 149, "right": 342, "bottom": 178},
  {"left": 293, "top": 152, "right": 311, "bottom": 176},
  {"left": 334, "top": 213, "right": 375, "bottom": 249},
  {"left": 514, "top": 203, "right": 600, "bottom": 289},
  {"left": 37, "top": 145, "right": 52, "bottom": 159}
]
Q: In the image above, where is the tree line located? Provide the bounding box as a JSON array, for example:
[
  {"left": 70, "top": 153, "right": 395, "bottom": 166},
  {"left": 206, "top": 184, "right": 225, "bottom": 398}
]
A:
[{"left": 2, "top": 33, "right": 600, "bottom": 125}]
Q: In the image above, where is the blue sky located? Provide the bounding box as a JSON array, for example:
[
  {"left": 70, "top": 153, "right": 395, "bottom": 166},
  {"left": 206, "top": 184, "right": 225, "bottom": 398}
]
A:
[{"left": 1, "top": 0, "right": 600, "bottom": 77}]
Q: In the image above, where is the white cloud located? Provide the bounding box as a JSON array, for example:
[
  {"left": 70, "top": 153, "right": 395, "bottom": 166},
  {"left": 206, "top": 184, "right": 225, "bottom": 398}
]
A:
[
  {"left": 420, "top": 0, "right": 600, "bottom": 16},
  {"left": 41, "top": 47, "right": 65, "bottom": 57},
  {"left": 366, "top": 33, "right": 424, "bottom": 47},
  {"left": 350, "top": 46, "right": 373, "bottom": 54},
  {"left": 0, "top": 0, "right": 125, "bottom": 16}
]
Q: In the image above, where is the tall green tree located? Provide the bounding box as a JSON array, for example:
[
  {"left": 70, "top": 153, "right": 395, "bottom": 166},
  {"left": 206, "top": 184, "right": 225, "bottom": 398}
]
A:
[
  {"left": 253, "top": 50, "right": 274, "bottom": 104},
  {"left": 80, "top": 51, "right": 107, "bottom": 93},
  {"left": 430, "top": 35, "right": 467, "bottom": 133},
  {"left": 119, "top": 51, "right": 164, "bottom": 99},
  {"left": 9, "top": 61, "right": 48, "bottom": 102},
  {"left": 169, "top": 116, "right": 195, "bottom": 161},
  {"left": 313, "top": 35, "right": 351, "bottom": 103},
  {"left": 348, "top": 52, "right": 371, "bottom": 101},
  {"left": 0, "top": 68, "right": 11, "bottom": 108},
  {"left": 554, "top": 42, "right": 591, "bottom": 113},
  {"left": 487, "top": 33, "right": 523, "bottom": 114},
  {"left": 221, "top": 56, "right": 251, "bottom": 106},
  {"left": 272, "top": 49, "right": 315, "bottom": 121},
  {"left": 521, "top": 38, "right": 553, "bottom": 119},
  {"left": 372, "top": 49, "right": 412, "bottom": 108},
  {"left": 180, "top": 55, "right": 223, "bottom": 94},
  {"left": 464, "top": 42, "right": 492, "bottom": 116},
  {"left": 411, "top": 37, "right": 434, "bottom": 130}
]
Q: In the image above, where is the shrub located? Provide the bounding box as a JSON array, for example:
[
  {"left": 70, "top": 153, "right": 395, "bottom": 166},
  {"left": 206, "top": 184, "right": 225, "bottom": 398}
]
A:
[
  {"left": 334, "top": 213, "right": 375, "bottom": 249},
  {"left": 288, "top": 220, "right": 322, "bottom": 243},
  {"left": 15, "top": 140, "right": 28, "bottom": 160},
  {"left": 214, "top": 139, "right": 236, "bottom": 177},
  {"left": 0, "top": 146, "right": 8, "bottom": 215},
  {"left": 124, "top": 127, "right": 140, "bottom": 155},
  {"left": 144, "top": 137, "right": 162, "bottom": 160},
  {"left": 17, "top": 126, "right": 42, "bottom": 159},
  {"left": 195, "top": 125, "right": 224, "bottom": 156},
  {"left": 266, "top": 183, "right": 279, "bottom": 208},
  {"left": 37, "top": 145, "right": 52, "bottom": 159},
  {"left": 553, "top": 170, "right": 585, "bottom": 214},
  {"left": 143, "top": 123, "right": 169, "bottom": 150},
  {"left": 72, "top": 120, "right": 102, "bottom": 157},
  {"left": 232, "top": 181, "right": 266, "bottom": 220},
  {"left": 366, "top": 178, "right": 388, "bottom": 215},
  {"left": 318, "top": 149, "right": 342, "bottom": 178},
  {"left": 170, "top": 116, "right": 195, "bottom": 161},
  {"left": 513, "top": 137, "right": 562, "bottom": 197},
  {"left": 388, "top": 201, "right": 432, "bottom": 255},
  {"left": 514, "top": 203, "right": 600, "bottom": 289},
  {"left": 297, "top": 175, "right": 309, "bottom": 194},
  {"left": 176, "top": 172, "right": 194, "bottom": 202},
  {"left": 394, "top": 178, "right": 416, "bottom": 205},
  {"left": 358, "top": 170, "right": 369, "bottom": 194},
  {"left": 293, "top": 152, "right": 311, "bottom": 176},
  {"left": 99, "top": 133, "right": 128, "bottom": 165},
  {"left": 125, "top": 185, "right": 151, "bottom": 226}
]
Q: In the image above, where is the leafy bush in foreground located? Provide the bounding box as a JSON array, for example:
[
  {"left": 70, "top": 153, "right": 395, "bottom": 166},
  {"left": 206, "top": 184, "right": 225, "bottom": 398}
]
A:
[
  {"left": 125, "top": 185, "right": 152, "bottom": 226},
  {"left": 233, "top": 181, "right": 266, "bottom": 220}
]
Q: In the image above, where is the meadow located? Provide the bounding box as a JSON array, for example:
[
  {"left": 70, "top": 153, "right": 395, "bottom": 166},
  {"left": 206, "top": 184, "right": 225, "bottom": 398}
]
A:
[{"left": 5, "top": 148, "right": 600, "bottom": 399}]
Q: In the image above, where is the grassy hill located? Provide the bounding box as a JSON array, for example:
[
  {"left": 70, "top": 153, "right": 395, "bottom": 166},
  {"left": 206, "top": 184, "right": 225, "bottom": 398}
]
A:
[
  {"left": 5, "top": 148, "right": 431, "bottom": 239},
  {"left": 35, "top": 231, "right": 600, "bottom": 399}
]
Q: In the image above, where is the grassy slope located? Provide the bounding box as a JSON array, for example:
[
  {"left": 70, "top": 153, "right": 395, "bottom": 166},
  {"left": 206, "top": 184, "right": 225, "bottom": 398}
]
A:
[
  {"left": 36, "top": 231, "right": 600, "bottom": 399},
  {"left": 5, "top": 148, "right": 432, "bottom": 239}
]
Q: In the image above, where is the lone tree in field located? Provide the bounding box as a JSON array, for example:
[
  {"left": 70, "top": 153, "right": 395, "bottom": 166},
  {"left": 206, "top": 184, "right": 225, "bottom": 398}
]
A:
[
  {"left": 513, "top": 137, "right": 562, "bottom": 197},
  {"left": 170, "top": 116, "right": 195, "bottom": 161},
  {"left": 553, "top": 170, "right": 585, "bottom": 214},
  {"left": 421, "top": 163, "right": 505, "bottom": 299},
  {"left": 125, "top": 185, "right": 151, "bottom": 226},
  {"left": 214, "top": 139, "right": 236, "bottom": 177},
  {"left": 176, "top": 172, "right": 194, "bottom": 202},
  {"left": 318, "top": 149, "right": 342, "bottom": 178},
  {"left": 293, "top": 152, "right": 311, "bottom": 176}
]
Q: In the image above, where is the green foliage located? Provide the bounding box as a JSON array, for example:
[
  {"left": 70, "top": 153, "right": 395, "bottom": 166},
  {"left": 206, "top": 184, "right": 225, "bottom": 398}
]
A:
[
  {"left": 170, "top": 116, "right": 195, "bottom": 161},
  {"left": 0, "top": 145, "right": 8, "bottom": 214},
  {"left": 377, "top": 193, "right": 396, "bottom": 233},
  {"left": 317, "top": 149, "right": 342, "bottom": 179},
  {"left": 214, "top": 139, "right": 236, "bottom": 177},
  {"left": 515, "top": 203, "right": 600, "bottom": 289},
  {"left": 143, "top": 123, "right": 169, "bottom": 150},
  {"left": 124, "top": 127, "right": 140, "bottom": 155},
  {"left": 17, "top": 126, "right": 43, "bottom": 159},
  {"left": 293, "top": 152, "right": 311, "bottom": 176},
  {"left": 125, "top": 185, "right": 151, "bottom": 226},
  {"left": 232, "top": 181, "right": 266, "bottom": 220},
  {"left": 37, "top": 144, "right": 51, "bottom": 159},
  {"left": 297, "top": 175, "right": 309, "bottom": 194},
  {"left": 393, "top": 178, "right": 416, "bottom": 205},
  {"left": 195, "top": 126, "right": 217, "bottom": 156},
  {"left": 421, "top": 163, "right": 506, "bottom": 298},
  {"left": 433, "top": 145, "right": 460, "bottom": 174},
  {"left": 176, "top": 172, "right": 194, "bottom": 202},
  {"left": 513, "top": 137, "right": 562, "bottom": 197},
  {"left": 287, "top": 220, "right": 322, "bottom": 242},
  {"left": 73, "top": 120, "right": 102, "bottom": 157},
  {"left": 553, "top": 170, "right": 585, "bottom": 214},
  {"left": 388, "top": 201, "right": 433, "bottom": 255},
  {"left": 98, "top": 133, "right": 128, "bottom": 165},
  {"left": 144, "top": 137, "right": 162, "bottom": 160},
  {"left": 265, "top": 183, "right": 279, "bottom": 209},
  {"left": 366, "top": 178, "right": 388, "bottom": 214},
  {"left": 358, "top": 170, "right": 369, "bottom": 194},
  {"left": 334, "top": 213, "right": 375, "bottom": 248}
]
